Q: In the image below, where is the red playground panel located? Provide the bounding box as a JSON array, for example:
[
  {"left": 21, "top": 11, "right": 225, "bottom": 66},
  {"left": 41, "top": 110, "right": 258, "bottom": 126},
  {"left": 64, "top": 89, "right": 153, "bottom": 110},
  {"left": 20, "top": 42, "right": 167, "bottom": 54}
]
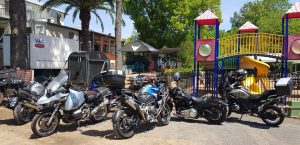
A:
[
  {"left": 288, "top": 35, "right": 300, "bottom": 60},
  {"left": 196, "top": 39, "right": 215, "bottom": 62}
]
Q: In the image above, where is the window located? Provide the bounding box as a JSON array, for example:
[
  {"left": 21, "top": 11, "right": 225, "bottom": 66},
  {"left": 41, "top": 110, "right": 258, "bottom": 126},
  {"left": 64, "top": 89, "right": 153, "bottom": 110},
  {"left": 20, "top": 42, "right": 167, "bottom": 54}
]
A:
[
  {"left": 4, "top": 0, "right": 8, "bottom": 16},
  {"left": 104, "top": 39, "right": 109, "bottom": 53},
  {"left": 0, "top": 28, "right": 4, "bottom": 43}
]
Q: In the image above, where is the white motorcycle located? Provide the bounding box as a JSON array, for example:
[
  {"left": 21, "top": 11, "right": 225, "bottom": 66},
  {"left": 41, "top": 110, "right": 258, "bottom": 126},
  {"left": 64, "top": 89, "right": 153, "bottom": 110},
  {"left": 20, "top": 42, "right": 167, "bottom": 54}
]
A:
[{"left": 31, "top": 67, "right": 111, "bottom": 137}]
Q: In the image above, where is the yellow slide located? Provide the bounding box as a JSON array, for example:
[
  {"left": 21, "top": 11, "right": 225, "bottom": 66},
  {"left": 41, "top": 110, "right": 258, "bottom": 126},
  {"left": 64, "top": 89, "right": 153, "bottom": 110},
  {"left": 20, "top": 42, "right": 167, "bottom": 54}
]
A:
[{"left": 239, "top": 56, "right": 270, "bottom": 94}]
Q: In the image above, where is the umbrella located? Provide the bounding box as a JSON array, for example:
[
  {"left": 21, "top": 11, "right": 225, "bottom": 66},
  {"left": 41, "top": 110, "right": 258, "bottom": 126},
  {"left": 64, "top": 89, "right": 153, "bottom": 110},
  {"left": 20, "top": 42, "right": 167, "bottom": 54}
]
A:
[
  {"left": 121, "top": 41, "right": 158, "bottom": 75},
  {"left": 121, "top": 41, "right": 159, "bottom": 52}
]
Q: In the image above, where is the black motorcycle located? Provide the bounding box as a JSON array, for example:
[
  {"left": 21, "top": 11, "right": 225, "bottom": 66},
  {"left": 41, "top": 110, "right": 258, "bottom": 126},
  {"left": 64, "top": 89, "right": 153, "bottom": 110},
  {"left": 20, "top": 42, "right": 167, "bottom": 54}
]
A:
[
  {"left": 169, "top": 72, "right": 228, "bottom": 124},
  {"left": 0, "top": 69, "right": 24, "bottom": 106},
  {"left": 219, "top": 69, "right": 291, "bottom": 126},
  {"left": 10, "top": 75, "right": 52, "bottom": 125},
  {"left": 112, "top": 80, "right": 171, "bottom": 139}
]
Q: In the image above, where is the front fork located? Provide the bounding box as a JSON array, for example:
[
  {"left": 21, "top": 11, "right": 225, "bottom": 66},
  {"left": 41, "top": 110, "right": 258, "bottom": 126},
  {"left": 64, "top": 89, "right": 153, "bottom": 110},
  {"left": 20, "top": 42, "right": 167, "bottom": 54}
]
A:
[{"left": 47, "top": 102, "right": 61, "bottom": 126}]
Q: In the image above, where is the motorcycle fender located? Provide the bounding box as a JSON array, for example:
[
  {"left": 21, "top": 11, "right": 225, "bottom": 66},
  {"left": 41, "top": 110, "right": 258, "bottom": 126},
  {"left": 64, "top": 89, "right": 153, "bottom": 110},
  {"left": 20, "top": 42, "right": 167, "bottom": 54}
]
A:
[
  {"left": 38, "top": 107, "right": 62, "bottom": 118},
  {"left": 112, "top": 109, "right": 123, "bottom": 123}
]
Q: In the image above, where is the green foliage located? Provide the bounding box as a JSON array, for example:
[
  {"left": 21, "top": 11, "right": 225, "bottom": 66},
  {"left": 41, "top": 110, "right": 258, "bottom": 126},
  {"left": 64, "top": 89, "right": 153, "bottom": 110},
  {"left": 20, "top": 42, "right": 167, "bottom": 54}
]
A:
[
  {"left": 123, "top": 0, "right": 222, "bottom": 49},
  {"left": 230, "top": 0, "right": 300, "bottom": 34}
]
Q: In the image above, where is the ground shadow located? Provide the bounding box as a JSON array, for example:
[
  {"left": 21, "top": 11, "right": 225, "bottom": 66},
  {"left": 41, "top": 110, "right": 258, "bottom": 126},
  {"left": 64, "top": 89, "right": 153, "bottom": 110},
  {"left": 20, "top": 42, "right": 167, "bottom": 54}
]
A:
[
  {"left": 226, "top": 116, "right": 273, "bottom": 129},
  {"left": 80, "top": 123, "right": 156, "bottom": 140},
  {"left": 0, "top": 118, "right": 17, "bottom": 126},
  {"left": 170, "top": 116, "right": 209, "bottom": 124}
]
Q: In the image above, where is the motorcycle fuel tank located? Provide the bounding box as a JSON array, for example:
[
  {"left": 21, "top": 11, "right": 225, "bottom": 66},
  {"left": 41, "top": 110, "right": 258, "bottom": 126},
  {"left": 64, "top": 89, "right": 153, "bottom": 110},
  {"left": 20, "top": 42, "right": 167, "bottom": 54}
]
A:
[
  {"left": 28, "top": 82, "right": 45, "bottom": 96},
  {"left": 64, "top": 89, "right": 85, "bottom": 111},
  {"left": 228, "top": 87, "right": 251, "bottom": 99}
]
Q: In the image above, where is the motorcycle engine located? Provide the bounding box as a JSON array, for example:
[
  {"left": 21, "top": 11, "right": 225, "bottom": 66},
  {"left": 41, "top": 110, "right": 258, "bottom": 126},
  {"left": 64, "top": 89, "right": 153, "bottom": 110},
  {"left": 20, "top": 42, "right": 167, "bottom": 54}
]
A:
[
  {"left": 143, "top": 105, "right": 157, "bottom": 116},
  {"left": 72, "top": 104, "right": 90, "bottom": 119},
  {"left": 179, "top": 108, "right": 198, "bottom": 118}
]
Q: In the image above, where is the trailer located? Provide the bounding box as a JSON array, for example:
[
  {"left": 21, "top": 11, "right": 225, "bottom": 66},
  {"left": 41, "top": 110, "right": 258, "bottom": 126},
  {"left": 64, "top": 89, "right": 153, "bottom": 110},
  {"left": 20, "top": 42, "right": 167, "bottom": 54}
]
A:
[{"left": 3, "top": 34, "right": 79, "bottom": 79}]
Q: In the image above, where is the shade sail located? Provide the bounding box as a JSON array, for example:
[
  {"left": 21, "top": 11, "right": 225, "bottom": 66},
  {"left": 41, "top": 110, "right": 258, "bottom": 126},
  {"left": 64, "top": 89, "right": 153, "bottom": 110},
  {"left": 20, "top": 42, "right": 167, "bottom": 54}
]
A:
[
  {"left": 282, "top": 2, "right": 300, "bottom": 19},
  {"left": 121, "top": 41, "right": 159, "bottom": 53},
  {"left": 239, "top": 21, "right": 259, "bottom": 33},
  {"left": 194, "top": 10, "right": 220, "bottom": 25}
]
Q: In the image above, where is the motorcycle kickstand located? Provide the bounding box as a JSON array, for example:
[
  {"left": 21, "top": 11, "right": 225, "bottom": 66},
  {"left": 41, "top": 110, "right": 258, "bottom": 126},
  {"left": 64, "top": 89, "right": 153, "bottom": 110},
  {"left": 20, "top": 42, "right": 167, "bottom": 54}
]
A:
[{"left": 239, "top": 114, "right": 244, "bottom": 121}]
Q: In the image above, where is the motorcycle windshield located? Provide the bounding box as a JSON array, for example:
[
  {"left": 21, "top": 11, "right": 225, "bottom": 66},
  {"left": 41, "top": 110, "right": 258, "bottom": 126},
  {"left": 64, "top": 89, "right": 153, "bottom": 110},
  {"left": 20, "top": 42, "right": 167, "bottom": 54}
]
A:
[{"left": 46, "top": 70, "right": 68, "bottom": 92}]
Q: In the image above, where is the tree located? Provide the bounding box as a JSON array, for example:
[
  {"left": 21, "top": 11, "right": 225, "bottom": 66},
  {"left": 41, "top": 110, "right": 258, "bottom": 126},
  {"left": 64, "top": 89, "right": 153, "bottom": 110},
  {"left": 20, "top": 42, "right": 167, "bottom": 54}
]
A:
[
  {"left": 9, "top": 0, "right": 28, "bottom": 68},
  {"left": 115, "top": 0, "right": 122, "bottom": 70},
  {"left": 41, "top": 0, "right": 115, "bottom": 51},
  {"left": 123, "top": 0, "right": 222, "bottom": 49},
  {"left": 230, "top": 0, "right": 300, "bottom": 34}
]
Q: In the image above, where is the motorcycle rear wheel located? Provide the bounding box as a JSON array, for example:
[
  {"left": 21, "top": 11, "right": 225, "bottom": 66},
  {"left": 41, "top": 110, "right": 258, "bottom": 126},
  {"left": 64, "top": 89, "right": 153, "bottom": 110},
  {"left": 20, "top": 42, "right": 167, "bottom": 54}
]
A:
[
  {"left": 261, "top": 105, "right": 284, "bottom": 127},
  {"left": 206, "top": 105, "right": 228, "bottom": 124},
  {"left": 112, "top": 110, "right": 135, "bottom": 139},
  {"left": 31, "top": 112, "right": 60, "bottom": 137},
  {"left": 90, "top": 105, "right": 108, "bottom": 123},
  {"left": 13, "top": 103, "right": 35, "bottom": 125}
]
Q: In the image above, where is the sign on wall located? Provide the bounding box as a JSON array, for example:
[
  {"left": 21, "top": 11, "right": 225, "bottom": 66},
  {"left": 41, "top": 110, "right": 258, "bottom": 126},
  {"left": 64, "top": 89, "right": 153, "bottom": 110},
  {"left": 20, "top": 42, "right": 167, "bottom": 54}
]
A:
[{"left": 34, "top": 37, "right": 46, "bottom": 48}]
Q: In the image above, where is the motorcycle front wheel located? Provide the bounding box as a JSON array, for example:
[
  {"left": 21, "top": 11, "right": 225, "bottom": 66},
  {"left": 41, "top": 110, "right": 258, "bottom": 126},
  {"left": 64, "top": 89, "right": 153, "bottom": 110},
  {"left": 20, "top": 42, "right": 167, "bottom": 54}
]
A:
[
  {"left": 0, "top": 92, "right": 3, "bottom": 106},
  {"left": 112, "top": 109, "right": 135, "bottom": 139},
  {"left": 206, "top": 105, "right": 228, "bottom": 124},
  {"left": 31, "top": 111, "right": 60, "bottom": 137},
  {"left": 157, "top": 104, "right": 171, "bottom": 126},
  {"left": 13, "top": 103, "right": 35, "bottom": 125},
  {"left": 260, "top": 105, "right": 284, "bottom": 126}
]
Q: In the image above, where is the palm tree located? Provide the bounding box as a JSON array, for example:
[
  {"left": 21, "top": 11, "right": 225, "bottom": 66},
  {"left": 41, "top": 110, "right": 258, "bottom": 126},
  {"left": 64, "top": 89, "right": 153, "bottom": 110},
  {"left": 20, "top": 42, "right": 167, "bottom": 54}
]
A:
[
  {"left": 9, "top": 0, "right": 28, "bottom": 68},
  {"left": 41, "top": 0, "right": 115, "bottom": 51},
  {"left": 115, "top": 0, "right": 122, "bottom": 70}
]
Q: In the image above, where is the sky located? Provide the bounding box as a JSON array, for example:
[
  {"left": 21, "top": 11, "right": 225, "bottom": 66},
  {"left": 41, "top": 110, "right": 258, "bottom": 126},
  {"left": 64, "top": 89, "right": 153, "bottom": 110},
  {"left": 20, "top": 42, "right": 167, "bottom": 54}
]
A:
[{"left": 50, "top": 0, "right": 299, "bottom": 39}]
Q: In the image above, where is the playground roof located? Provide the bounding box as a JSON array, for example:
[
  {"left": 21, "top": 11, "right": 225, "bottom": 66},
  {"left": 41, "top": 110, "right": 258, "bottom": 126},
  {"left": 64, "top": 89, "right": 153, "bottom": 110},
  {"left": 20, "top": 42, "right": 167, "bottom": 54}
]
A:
[
  {"left": 194, "top": 10, "right": 220, "bottom": 25},
  {"left": 238, "top": 21, "right": 258, "bottom": 33},
  {"left": 282, "top": 2, "right": 300, "bottom": 19}
]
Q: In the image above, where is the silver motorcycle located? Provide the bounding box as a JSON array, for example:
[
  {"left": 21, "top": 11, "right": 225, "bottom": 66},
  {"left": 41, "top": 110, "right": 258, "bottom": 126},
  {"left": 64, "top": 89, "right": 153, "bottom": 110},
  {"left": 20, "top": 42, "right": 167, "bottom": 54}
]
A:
[{"left": 31, "top": 66, "right": 111, "bottom": 137}]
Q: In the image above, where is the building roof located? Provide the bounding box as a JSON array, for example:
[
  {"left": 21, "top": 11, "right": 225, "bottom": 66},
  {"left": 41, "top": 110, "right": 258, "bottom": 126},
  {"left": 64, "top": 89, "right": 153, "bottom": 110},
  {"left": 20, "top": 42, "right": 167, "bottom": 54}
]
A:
[
  {"left": 194, "top": 10, "right": 220, "bottom": 25},
  {"left": 239, "top": 21, "right": 258, "bottom": 33},
  {"left": 282, "top": 2, "right": 300, "bottom": 19},
  {"left": 26, "top": 0, "right": 65, "bottom": 13}
]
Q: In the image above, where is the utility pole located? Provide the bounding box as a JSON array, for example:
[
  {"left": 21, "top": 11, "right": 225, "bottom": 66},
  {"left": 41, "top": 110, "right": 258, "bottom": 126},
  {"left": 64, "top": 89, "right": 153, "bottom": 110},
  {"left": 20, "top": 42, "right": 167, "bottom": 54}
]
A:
[{"left": 115, "top": 0, "right": 123, "bottom": 70}]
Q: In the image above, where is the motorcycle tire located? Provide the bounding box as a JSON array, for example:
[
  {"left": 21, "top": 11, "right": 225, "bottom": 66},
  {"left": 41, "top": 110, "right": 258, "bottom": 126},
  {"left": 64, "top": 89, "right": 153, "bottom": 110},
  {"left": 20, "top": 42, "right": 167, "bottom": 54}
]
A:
[
  {"left": 261, "top": 105, "right": 284, "bottom": 127},
  {"left": 157, "top": 104, "right": 171, "bottom": 126},
  {"left": 90, "top": 105, "right": 108, "bottom": 123},
  {"left": 112, "top": 109, "right": 135, "bottom": 139},
  {"left": 13, "top": 103, "right": 34, "bottom": 125},
  {"left": 206, "top": 105, "right": 228, "bottom": 125},
  {"left": 31, "top": 111, "right": 60, "bottom": 137},
  {"left": 0, "top": 92, "right": 3, "bottom": 106}
]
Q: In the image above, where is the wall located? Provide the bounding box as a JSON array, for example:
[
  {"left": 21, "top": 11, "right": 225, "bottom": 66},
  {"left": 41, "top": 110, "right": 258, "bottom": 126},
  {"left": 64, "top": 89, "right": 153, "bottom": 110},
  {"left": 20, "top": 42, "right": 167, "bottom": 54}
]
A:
[{"left": 45, "top": 24, "right": 79, "bottom": 40}]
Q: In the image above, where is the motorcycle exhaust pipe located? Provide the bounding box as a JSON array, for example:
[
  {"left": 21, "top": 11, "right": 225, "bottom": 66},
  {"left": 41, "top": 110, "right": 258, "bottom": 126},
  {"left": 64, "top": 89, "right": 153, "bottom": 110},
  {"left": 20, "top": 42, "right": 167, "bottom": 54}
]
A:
[
  {"left": 124, "top": 97, "right": 147, "bottom": 121},
  {"left": 22, "top": 102, "right": 38, "bottom": 110},
  {"left": 91, "top": 98, "right": 109, "bottom": 115}
]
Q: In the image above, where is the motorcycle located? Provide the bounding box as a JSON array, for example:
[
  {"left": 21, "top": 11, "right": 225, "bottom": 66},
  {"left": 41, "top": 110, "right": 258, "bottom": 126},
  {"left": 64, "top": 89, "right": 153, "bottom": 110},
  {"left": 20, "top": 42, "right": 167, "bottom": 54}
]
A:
[
  {"left": 0, "top": 69, "right": 24, "bottom": 106},
  {"left": 10, "top": 75, "right": 52, "bottom": 125},
  {"left": 112, "top": 79, "right": 171, "bottom": 139},
  {"left": 128, "top": 75, "right": 152, "bottom": 92},
  {"left": 169, "top": 72, "right": 228, "bottom": 124},
  {"left": 219, "top": 69, "right": 291, "bottom": 126},
  {"left": 31, "top": 65, "right": 111, "bottom": 137}
]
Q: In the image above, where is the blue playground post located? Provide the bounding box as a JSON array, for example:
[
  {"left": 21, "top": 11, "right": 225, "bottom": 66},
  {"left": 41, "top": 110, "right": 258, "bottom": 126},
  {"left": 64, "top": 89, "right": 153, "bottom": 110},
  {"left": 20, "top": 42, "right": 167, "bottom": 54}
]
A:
[
  {"left": 284, "top": 14, "right": 289, "bottom": 78},
  {"left": 193, "top": 22, "right": 197, "bottom": 95},
  {"left": 281, "top": 18, "right": 285, "bottom": 77},
  {"left": 213, "top": 19, "right": 220, "bottom": 97}
]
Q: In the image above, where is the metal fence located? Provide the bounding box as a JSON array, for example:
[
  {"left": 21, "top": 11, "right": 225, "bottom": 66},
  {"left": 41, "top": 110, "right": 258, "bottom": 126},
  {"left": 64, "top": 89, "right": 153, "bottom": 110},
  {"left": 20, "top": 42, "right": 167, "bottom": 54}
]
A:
[{"left": 164, "top": 71, "right": 300, "bottom": 100}]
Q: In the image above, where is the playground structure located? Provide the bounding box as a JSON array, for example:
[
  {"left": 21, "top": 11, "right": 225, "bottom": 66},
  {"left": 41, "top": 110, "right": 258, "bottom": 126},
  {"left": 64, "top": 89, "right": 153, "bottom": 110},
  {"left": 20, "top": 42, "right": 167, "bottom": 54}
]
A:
[{"left": 193, "top": 3, "right": 300, "bottom": 103}]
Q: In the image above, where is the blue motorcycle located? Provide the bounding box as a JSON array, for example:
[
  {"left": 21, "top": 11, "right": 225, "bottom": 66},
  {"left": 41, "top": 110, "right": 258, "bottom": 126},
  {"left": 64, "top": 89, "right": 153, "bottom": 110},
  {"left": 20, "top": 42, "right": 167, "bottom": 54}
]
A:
[{"left": 112, "top": 79, "right": 171, "bottom": 139}]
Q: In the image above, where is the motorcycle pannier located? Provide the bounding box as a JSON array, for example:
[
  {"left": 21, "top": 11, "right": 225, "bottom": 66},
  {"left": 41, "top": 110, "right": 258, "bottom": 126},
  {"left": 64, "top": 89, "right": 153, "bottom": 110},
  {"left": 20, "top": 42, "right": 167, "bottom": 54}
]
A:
[{"left": 275, "top": 78, "right": 294, "bottom": 96}]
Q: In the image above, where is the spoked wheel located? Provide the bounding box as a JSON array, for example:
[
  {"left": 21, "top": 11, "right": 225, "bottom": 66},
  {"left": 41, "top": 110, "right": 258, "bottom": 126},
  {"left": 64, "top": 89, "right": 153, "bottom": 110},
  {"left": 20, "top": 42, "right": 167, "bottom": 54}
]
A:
[
  {"left": 31, "top": 112, "right": 60, "bottom": 137},
  {"left": 206, "top": 105, "right": 228, "bottom": 124},
  {"left": 0, "top": 92, "right": 3, "bottom": 106},
  {"left": 112, "top": 109, "right": 136, "bottom": 139},
  {"left": 261, "top": 105, "right": 284, "bottom": 127},
  {"left": 13, "top": 104, "right": 35, "bottom": 125},
  {"left": 157, "top": 104, "right": 171, "bottom": 126},
  {"left": 90, "top": 105, "right": 108, "bottom": 123}
]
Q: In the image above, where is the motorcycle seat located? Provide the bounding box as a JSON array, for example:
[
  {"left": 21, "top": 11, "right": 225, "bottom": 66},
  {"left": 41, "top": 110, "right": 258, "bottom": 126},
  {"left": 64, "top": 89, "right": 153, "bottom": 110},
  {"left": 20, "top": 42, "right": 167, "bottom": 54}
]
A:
[
  {"left": 249, "top": 90, "right": 277, "bottom": 100},
  {"left": 94, "top": 87, "right": 110, "bottom": 97},
  {"left": 192, "top": 96, "right": 208, "bottom": 103},
  {"left": 85, "top": 90, "right": 98, "bottom": 102}
]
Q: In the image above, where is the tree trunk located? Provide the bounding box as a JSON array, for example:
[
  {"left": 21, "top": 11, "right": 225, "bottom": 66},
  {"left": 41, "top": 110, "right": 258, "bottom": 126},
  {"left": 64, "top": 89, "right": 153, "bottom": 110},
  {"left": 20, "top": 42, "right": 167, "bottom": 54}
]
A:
[
  {"left": 79, "top": 9, "right": 91, "bottom": 51},
  {"left": 9, "top": 0, "right": 28, "bottom": 69},
  {"left": 115, "top": 0, "right": 123, "bottom": 70}
]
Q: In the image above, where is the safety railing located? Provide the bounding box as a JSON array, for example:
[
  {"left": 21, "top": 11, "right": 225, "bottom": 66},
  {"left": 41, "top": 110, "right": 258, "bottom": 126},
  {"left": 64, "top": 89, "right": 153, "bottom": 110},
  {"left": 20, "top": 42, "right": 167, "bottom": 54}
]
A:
[{"left": 219, "top": 33, "right": 284, "bottom": 59}]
